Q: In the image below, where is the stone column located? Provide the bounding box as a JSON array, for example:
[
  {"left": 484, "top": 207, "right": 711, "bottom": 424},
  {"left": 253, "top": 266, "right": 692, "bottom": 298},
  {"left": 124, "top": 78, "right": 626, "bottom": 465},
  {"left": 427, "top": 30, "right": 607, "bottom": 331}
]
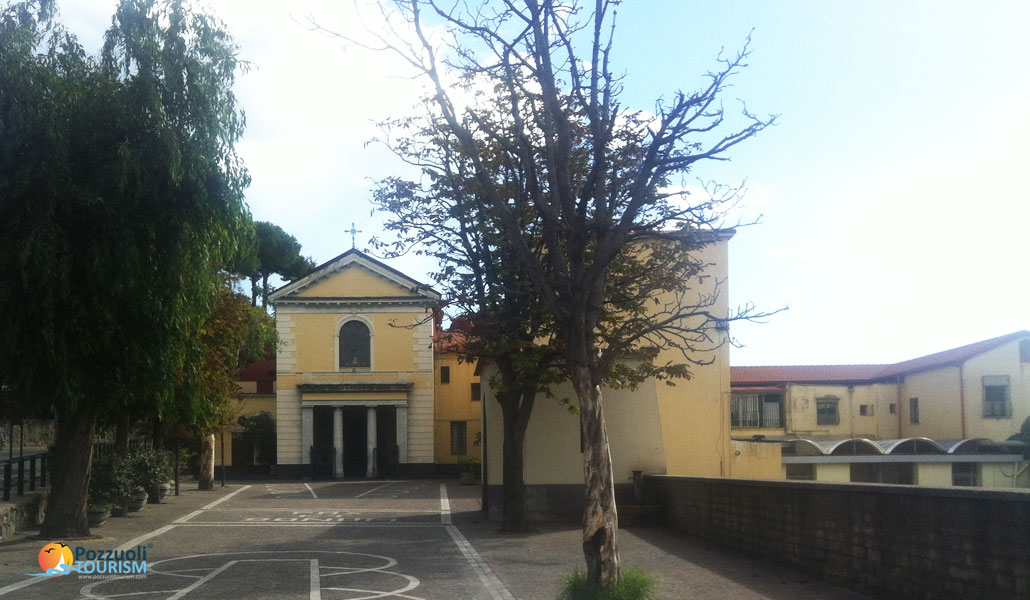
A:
[
  {"left": 366, "top": 407, "right": 378, "bottom": 478},
  {"left": 396, "top": 406, "right": 408, "bottom": 464},
  {"left": 333, "top": 407, "right": 344, "bottom": 479},
  {"left": 301, "top": 406, "right": 313, "bottom": 466}
]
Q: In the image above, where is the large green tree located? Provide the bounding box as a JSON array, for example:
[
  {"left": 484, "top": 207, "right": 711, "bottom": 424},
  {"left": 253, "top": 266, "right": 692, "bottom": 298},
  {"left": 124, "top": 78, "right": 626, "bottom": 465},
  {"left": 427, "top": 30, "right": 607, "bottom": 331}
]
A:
[
  {"left": 338, "top": 0, "right": 775, "bottom": 588},
  {"left": 242, "top": 221, "right": 316, "bottom": 307},
  {"left": 0, "top": 0, "right": 251, "bottom": 537}
]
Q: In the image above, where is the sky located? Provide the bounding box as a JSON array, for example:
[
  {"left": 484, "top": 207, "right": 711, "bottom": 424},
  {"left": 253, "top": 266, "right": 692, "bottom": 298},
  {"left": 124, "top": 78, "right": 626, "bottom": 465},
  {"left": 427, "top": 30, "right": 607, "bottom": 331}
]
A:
[{"left": 53, "top": 0, "right": 1030, "bottom": 366}]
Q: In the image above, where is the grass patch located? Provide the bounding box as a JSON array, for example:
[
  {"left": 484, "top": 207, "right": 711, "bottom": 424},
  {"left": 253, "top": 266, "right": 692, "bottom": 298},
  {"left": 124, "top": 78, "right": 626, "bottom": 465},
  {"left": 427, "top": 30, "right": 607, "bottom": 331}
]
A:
[{"left": 556, "top": 566, "right": 660, "bottom": 600}]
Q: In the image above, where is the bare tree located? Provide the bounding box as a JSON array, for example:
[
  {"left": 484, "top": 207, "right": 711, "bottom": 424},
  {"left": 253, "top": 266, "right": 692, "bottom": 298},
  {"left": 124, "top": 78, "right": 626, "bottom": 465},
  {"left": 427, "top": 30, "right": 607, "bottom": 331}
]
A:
[{"left": 319, "top": 0, "right": 776, "bottom": 588}]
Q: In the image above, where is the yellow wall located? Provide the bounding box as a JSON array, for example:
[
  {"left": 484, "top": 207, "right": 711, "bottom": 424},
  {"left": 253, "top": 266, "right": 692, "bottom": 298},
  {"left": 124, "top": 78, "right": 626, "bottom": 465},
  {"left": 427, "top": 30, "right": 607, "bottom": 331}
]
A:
[
  {"left": 433, "top": 352, "right": 482, "bottom": 463},
  {"left": 786, "top": 384, "right": 883, "bottom": 437},
  {"left": 898, "top": 367, "right": 963, "bottom": 439},
  {"left": 214, "top": 395, "right": 276, "bottom": 467},
  {"left": 653, "top": 239, "right": 744, "bottom": 478},
  {"left": 915, "top": 463, "right": 952, "bottom": 487},
  {"left": 484, "top": 372, "right": 668, "bottom": 485},
  {"left": 961, "top": 340, "right": 1029, "bottom": 440},
  {"left": 814, "top": 463, "right": 851, "bottom": 482},
  {"left": 275, "top": 260, "right": 437, "bottom": 467},
  {"left": 295, "top": 265, "right": 420, "bottom": 298},
  {"left": 728, "top": 441, "right": 782, "bottom": 479}
]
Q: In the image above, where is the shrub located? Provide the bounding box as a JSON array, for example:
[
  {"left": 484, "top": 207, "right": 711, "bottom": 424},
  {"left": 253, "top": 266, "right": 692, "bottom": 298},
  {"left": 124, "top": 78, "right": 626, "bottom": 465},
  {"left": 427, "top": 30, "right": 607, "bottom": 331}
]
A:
[
  {"left": 236, "top": 411, "right": 277, "bottom": 465},
  {"left": 456, "top": 455, "right": 480, "bottom": 475},
  {"left": 88, "top": 455, "right": 134, "bottom": 507},
  {"left": 123, "top": 449, "right": 173, "bottom": 491},
  {"left": 556, "top": 567, "right": 659, "bottom": 600}
]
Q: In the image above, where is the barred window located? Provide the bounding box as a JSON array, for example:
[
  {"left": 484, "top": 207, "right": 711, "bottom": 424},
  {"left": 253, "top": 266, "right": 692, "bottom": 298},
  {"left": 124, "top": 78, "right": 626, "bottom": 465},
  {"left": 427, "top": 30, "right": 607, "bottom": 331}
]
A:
[
  {"left": 983, "top": 376, "right": 1011, "bottom": 418},
  {"left": 450, "top": 421, "right": 467, "bottom": 456}
]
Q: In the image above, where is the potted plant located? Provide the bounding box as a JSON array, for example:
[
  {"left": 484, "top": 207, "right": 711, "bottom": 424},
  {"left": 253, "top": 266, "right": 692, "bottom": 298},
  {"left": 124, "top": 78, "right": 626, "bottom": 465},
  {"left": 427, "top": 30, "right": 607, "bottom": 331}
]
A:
[
  {"left": 457, "top": 455, "right": 480, "bottom": 485},
  {"left": 124, "top": 449, "right": 173, "bottom": 505},
  {"left": 90, "top": 455, "right": 134, "bottom": 522}
]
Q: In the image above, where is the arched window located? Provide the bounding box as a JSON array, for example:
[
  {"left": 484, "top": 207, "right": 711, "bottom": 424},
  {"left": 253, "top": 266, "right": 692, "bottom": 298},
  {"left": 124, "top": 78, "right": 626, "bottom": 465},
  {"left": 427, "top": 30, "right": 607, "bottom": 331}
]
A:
[{"left": 339, "top": 321, "right": 371, "bottom": 368}]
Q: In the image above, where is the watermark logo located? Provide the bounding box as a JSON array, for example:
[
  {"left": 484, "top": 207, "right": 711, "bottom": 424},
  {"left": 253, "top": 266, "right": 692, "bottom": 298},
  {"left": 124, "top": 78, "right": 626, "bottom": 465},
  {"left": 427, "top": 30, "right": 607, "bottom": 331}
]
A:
[
  {"left": 34, "top": 542, "right": 75, "bottom": 577},
  {"left": 28, "top": 542, "right": 150, "bottom": 579}
]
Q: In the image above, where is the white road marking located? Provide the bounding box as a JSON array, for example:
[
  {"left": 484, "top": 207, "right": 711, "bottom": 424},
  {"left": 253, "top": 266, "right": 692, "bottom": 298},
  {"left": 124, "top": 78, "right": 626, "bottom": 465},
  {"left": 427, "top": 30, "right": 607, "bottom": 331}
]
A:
[
  {"left": 174, "top": 510, "right": 203, "bottom": 523},
  {"left": 354, "top": 480, "right": 395, "bottom": 498},
  {"left": 446, "top": 525, "right": 516, "bottom": 600},
  {"left": 176, "top": 522, "right": 443, "bottom": 528},
  {"left": 165, "top": 560, "right": 237, "bottom": 600},
  {"left": 309, "top": 559, "right": 321, "bottom": 600},
  {"left": 201, "top": 484, "right": 252, "bottom": 509},
  {"left": 439, "top": 483, "right": 451, "bottom": 525},
  {"left": 304, "top": 482, "right": 318, "bottom": 499}
]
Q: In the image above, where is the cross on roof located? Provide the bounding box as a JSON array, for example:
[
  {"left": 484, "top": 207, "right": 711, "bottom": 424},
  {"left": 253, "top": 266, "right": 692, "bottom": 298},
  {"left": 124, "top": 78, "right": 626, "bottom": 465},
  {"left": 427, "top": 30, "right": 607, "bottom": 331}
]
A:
[{"left": 346, "top": 223, "right": 362, "bottom": 249}]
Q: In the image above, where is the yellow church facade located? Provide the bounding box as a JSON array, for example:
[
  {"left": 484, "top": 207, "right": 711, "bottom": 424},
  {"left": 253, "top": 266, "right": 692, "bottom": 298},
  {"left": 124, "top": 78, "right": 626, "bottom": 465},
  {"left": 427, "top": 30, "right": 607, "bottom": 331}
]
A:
[{"left": 268, "top": 250, "right": 442, "bottom": 478}]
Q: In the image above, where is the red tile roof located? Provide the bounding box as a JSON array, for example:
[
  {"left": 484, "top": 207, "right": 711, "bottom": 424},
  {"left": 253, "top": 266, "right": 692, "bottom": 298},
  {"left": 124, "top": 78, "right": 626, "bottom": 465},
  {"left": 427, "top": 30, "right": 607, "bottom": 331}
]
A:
[
  {"left": 237, "top": 355, "right": 276, "bottom": 394},
  {"left": 732, "top": 364, "right": 888, "bottom": 385},
  {"left": 732, "top": 331, "right": 1029, "bottom": 386}
]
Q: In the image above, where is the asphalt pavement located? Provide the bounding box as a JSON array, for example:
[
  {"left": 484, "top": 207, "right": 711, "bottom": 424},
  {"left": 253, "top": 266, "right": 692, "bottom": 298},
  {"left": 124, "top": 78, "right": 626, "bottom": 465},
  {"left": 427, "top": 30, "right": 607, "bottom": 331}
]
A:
[{"left": 0, "top": 480, "right": 870, "bottom": 599}]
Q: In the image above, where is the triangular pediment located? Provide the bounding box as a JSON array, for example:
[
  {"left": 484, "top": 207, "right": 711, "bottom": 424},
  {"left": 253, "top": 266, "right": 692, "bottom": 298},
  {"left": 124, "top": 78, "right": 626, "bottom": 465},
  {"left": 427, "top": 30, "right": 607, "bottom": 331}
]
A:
[{"left": 269, "top": 249, "right": 440, "bottom": 305}]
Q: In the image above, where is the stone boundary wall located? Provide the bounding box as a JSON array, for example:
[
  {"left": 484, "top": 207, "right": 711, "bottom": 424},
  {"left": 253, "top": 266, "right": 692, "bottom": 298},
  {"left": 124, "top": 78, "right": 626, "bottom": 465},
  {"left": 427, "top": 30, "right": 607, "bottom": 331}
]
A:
[
  {"left": 644, "top": 475, "right": 1029, "bottom": 600},
  {"left": 0, "top": 491, "right": 46, "bottom": 540}
]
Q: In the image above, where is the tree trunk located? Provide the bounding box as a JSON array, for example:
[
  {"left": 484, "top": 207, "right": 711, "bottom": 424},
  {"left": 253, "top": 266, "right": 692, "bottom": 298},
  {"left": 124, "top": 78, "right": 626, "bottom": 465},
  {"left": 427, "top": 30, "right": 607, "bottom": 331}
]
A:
[
  {"left": 250, "top": 276, "right": 259, "bottom": 306},
  {"left": 499, "top": 388, "right": 534, "bottom": 532},
  {"left": 571, "top": 364, "right": 621, "bottom": 589},
  {"left": 261, "top": 273, "right": 269, "bottom": 308},
  {"left": 152, "top": 417, "right": 164, "bottom": 451},
  {"left": 40, "top": 406, "right": 97, "bottom": 538},
  {"left": 114, "top": 410, "right": 129, "bottom": 457},
  {"left": 198, "top": 433, "right": 215, "bottom": 490}
]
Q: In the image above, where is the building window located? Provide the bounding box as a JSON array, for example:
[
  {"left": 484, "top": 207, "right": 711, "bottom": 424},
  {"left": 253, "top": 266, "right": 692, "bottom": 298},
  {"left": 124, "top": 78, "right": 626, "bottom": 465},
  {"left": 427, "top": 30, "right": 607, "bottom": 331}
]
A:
[
  {"left": 909, "top": 397, "right": 919, "bottom": 424},
  {"left": 983, "top": 375, "right": 1012, "bottom": 418},
  {"left": 471, "top": 382, "right": 481, "bottom": 402},
  {"left": 339, "top": 321, "right": 371, "bottom": 368},
  {"left": 816, "top": 398, "right": 839, "bottom": 426},
  {"left": 952, "top": 463, "right": 979, "bottom": 487},
  {"left": 889, "top": 403, "right": 897, "bottom": 415},
  {"left": 785, "top": 464, "right": 815, "bottom": 481},
  {"left": 440, "top": 366, "right": 450, "bottom": 384},
  {"left": 730, "top": 393, "right": 783, "bottom": 428},
  {"left": 859, "top": 404, "right": 873, "bottom": 416},
  {"left": 450, "top": 421, "right": 467, "bottom": 456},
  {"left": 1021, "top": 339, "right": 1030, "bottom": 363}
]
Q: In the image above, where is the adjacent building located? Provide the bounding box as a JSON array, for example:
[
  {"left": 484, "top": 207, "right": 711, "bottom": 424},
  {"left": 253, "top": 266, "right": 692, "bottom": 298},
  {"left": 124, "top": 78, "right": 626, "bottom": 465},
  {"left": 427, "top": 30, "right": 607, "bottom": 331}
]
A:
[{"left": 731, "top": 331, "right": 1030, "bottom": 488}]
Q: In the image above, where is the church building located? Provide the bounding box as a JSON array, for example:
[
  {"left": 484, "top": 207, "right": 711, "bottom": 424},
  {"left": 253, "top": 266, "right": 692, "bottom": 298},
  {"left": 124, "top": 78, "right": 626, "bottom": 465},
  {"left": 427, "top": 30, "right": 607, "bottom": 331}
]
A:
[{"left": 268, "top": 249, "right": 444, "bottom": 478}]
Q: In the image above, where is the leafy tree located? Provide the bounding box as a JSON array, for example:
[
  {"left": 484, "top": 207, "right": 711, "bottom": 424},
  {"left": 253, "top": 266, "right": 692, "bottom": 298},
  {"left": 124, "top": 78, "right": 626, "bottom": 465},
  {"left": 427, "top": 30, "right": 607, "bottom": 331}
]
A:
[
  {"left": 374, "top": 165, "right": 563, "bottom": 530},
  {"left": 237, "top": 410, "right": 277, "bottom": 465},
  {"left": 241, "top": 221, "right": 316, "bottom": 307},
  {"left": 173, "top": 276, "right": 276, "bottom": 489},
  {"left": 0, "top": 0, "right": 251, "bottom": 536},
  {"left": 335, "top": 0, "right": 775, "bottom": 588}
]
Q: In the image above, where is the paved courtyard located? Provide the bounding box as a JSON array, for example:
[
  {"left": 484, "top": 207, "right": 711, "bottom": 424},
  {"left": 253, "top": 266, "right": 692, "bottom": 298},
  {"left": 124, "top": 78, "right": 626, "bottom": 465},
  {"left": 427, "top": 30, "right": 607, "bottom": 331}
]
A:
[{"left": 0, "top": 480, "right": 870, "bottom": 599}]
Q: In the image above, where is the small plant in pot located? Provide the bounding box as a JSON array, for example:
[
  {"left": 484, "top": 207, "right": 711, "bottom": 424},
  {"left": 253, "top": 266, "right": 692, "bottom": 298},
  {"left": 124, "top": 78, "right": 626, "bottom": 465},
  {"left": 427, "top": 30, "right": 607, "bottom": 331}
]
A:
[
  {"left": 90, "top": 455, "right": 134, "bottom": 521},
  {"left": 124, "top": 449, "right": 173, "bottom": 506},
  {"left": 457, "top": 455, "right": 480, "bottom": 485}
]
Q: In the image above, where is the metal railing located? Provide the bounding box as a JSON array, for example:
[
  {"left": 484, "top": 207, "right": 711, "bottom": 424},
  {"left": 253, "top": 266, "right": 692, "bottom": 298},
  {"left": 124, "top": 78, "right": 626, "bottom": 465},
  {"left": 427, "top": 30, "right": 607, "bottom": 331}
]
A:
[{"left": 1, "top": 452, "right": 50, "bottom": 501}]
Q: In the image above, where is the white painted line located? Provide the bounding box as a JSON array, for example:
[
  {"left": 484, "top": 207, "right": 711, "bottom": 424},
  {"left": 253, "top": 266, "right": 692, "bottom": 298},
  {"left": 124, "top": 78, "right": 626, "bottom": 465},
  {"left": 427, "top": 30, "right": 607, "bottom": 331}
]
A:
[
  {"left": 1, "top": 517, "right": 188, "bottom": 596},
  {"left": 309, "top": 559, "right": 321, "bottom": 600},
  {"left": 439, "top": 483, "right": 451, "bottom": 525},
  {"left": 166, "top": 560, "right": 237, "bottom": 600},
  {"left": 174, "top": 510, "right": 203, "bottom": 523},
  {"left": 446, "top": 525, "right": 516, "bottom": 600},
  {"left": 115, "top": 524, "right": 177, "bottom": 552},
  {"left": 202, "top": 484, "right": 252, "bottom": 509},
  {"left": 354, "top": 480, "right": 394, "bottom": 498},
  {"left": 0, "top": 575, "right": 45, "bottom": 596},
  {"left": 304, "top": 483, "right": 318, "bottom": 499}
]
